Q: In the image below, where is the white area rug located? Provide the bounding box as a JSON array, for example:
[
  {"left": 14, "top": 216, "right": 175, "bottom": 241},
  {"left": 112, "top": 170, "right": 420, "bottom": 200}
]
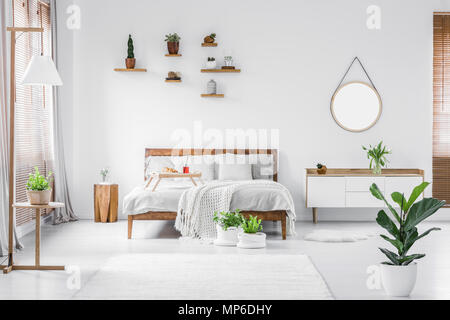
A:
[
  {"left": 304, "top": 229, "right": 376, "bottom": 242},
  {"left": 74, "top": 254, "right": 333, "bottom": 300}
]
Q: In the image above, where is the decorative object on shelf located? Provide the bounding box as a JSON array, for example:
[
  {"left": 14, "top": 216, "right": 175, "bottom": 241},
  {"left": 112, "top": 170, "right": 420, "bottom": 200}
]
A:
[
  {"left": 223, "top": 56, "right": 234, "bottom": 69},
  {"left": 100, "top": 168, "right": 110, "bottom": 184},
  {"left": 213, "top": 210, "right": 244, "bottom": 246},
  {"left": 331, "top": 57, "right": 382, "bottom": 132},
  {"left": 207, "top": 79, "right": 217, "bottom": 94},
  {"left": 316, "top": 163, "right": 327, "bottom": 175},
  {"left": 370, "top": 182, "right": 445, "bottom": 297},
  {"left": 206, "top": 57, "right": 217, "bottom": 69},
  {"left": 166, "top": 71, "right": 182, "bottom": 81},
  {"left": 94, "top": 184, "right": 119, "bottom": 223},
  {"left": 362, "top": 141, "right": 391, "bottom": 175},
  {"left": 237, "top": 215, "right": 266, "bottom": 249},
  {"left": 203, "top": 33, "right": 216, "bottom": 44},
  {"left": 165, "top": 33, "right": 181, "bottom": 55},
  {"left": 125, "top": 35, "right": 136, "bottom": 69},
  {"left": 26, "top": 167, "right": 53, "bottom": 205}
]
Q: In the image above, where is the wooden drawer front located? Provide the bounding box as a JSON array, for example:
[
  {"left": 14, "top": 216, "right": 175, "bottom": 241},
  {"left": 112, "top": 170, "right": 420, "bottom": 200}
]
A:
[
  {"left": 385, "top": 177, "right": 424, "bottom": 207},
  {"left": 307, "top": 177, "right": 345, "bottom": 208},
  {"left": 346, "top": 177, "right": 385, "bottom": 192},
  {"left": 346, "top": 192, "right": 384, "bottom": 208}
]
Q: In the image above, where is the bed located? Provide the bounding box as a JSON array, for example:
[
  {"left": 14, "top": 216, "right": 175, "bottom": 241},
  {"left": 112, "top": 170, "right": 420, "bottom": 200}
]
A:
[{"left": 125, "top": 148, "right": 293, "bottom": 240}]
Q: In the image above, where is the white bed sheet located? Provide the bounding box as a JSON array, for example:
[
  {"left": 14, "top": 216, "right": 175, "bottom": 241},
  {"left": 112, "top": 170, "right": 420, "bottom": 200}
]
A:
[{"left": 123, "top": 180, "right": 292, "bottom": 215}]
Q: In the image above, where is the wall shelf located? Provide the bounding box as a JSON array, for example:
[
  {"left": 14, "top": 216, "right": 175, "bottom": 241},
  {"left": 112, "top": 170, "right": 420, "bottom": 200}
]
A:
[
  {"left": 202, "top": 43, "right": 218, "bottom": 47},
  {"left": 201, "top": 94, "right": 224, "bottom": 98},
  {"left": 114, "top": 68, "right": 147, "bottom": 72},
  {"left": 165, "top": 79, "right": 182, "bottom": 83},
  {"left": 201, "top": 69, "right": 241, "bottom": 73},
  {"left": 165, "top": 54, "right": 182, "bottom": 57}
]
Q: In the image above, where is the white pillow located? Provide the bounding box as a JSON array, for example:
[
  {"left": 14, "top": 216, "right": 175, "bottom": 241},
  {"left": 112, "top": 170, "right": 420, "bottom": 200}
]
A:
[
  {"left": 218, "top": 164, "right": 253, "bottom": 181},
  {"left": 186, "top": 156, "right": 215, "bottom": 180}
]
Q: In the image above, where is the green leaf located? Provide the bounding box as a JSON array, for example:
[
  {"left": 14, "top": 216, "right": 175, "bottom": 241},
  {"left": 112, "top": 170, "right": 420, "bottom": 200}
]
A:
[
  {"left": 403, "top": 227, "right": 419, "bottom": 255},
  {"left": 404, "top": 198, "right": 446, "bottom": 231},
  {"left": 399, "top": 254, "right": 425, "bottom": 266},
  {"left": 404, "top": 182, "right": 430, "bottom": 212},
  {"left": 380, "top": 235, "right": 403, "bottom": 254},
  {"left": 391, "top": 192, "right": 407, "bottom": 211},
  {"left": 417, "top": 227, "right": 441, "bottom": 241},
  {"left": 370, "top": 184, "right": 401, "bottom": 223},
  {"left": 379, "top": 248, "right": 400, "bottom": 265},
  {"left": 376, "top": 210, "right": 400, "bottom": 238}
]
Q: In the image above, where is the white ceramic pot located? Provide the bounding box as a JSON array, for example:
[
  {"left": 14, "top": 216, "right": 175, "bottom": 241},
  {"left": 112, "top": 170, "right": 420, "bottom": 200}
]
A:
[
  {"left": 206, "top": 61, "right": 217, "bottom": 69},
  {"left": 380, "top": 263, "right": 417, "bottom": 297},
  {"left": 214, "top": 225, "right": 239, "bottom": 246},
  {"left": 26, "top": 189, "right": 52, "bottom": 205},
  {"left": 237, "top": 232, "right": 266, "bottom": 249}
]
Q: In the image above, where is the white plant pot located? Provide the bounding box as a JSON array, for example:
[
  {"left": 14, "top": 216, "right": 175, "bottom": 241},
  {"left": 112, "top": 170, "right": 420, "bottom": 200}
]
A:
[
  {"left": 26, "top": 189, "right": 52, "bottom": 205},
  {"left": 237, "top": 232, "right": 266, "bottom": 249},
  {"left": 206, "top": 61, "right": 217, "bottom": 69},
  {"left": 380, "top": 263, "right": 417, "bottom": 297},
  {"left": 214, "top": 225, "right": 239, "bottom": 246}
]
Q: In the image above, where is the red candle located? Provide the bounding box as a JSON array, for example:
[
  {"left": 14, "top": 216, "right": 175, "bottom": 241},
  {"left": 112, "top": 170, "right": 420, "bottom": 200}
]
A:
[{"left": 183, "top": 167, "right": 190, "bottom": 174}]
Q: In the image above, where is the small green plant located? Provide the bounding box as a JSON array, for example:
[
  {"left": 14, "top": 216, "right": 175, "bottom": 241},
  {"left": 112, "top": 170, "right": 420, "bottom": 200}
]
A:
[
  {"left": 207, "top": 57, "right": 216, "bottom": 61},
  {"left": 127, "top": 35, "right": 134, "bottom": 59},
  {"left": 224, "top": 56, "right": 233, "bottom": 61},
  {"left": 26, "top": 167, "right": 52, "bottom": 191},
  {"left": 213, "top": 209, "right": 244, "bottom": 231},
  {"left": 209, "top": 33, "right": 216, "bottom": 40},
  {"left": 370, "top": 182, "right": 445, "bottom": 266},
  {"left": 241, "top": 215, "right": 263, "bottom": 234},
  {"left": 362, "top": 141, "right": 391, "bottom": 174},
  {"left": 317, "top": 163, "right": 323, "bottom": 169},
  {"left": 165, "top": 33, "right": 181, "bottom": 42}
]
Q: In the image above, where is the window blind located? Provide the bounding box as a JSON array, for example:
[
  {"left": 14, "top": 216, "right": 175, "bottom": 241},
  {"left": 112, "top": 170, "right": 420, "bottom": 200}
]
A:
[{"left": 13, "top": 0, "right": 54, "bottom": 225}]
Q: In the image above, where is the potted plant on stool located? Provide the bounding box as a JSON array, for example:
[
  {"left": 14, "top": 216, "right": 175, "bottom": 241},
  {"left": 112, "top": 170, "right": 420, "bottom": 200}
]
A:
[
  {"left": 126, "top": 34, "right": 136, "bottom": 69},
  {"left": 213, "top": 209, "right": 244, "bottom": 246},
  {"left": 237, "top": 215, "right": 266, "bottom": 249},
  {"left": 165, "top": 33, "right": 181, "bottom": 55},
  {"left": 370, "top": 182, "right": 445, "bottom": 297},
  {"left": 26, "top": 167, "right": 53, "bottom": 205}
]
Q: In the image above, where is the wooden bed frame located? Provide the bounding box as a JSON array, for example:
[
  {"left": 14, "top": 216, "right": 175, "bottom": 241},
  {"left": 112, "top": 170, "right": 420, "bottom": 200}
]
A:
[{"left": 127, "top": 148, "right": 288, "bottom": 240}]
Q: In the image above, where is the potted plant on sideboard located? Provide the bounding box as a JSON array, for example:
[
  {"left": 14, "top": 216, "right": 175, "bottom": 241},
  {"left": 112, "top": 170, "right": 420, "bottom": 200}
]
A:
[
  {"left": 126, "top": 34, "right": 136, "bottom": 69},
  {"left": 213, "top": 209, "right": 244, "bottom": 246},
  {"left": 316, "top": 163, "right": 327, "bottom": 175},
  {"left": 165, "top": 33, "right": 181, "bottom": 55},
  {"left": 26, "top": 167, "right": 53, "bottom": 205},
  {"left": 370, "top": 182, "right": 445, "bottom": 297},
  {"left": 363, "top": 141, "right": 391, "bottom": 175},
  {"left": 238, "top": 215, "right": 266, "bottom": 249}
]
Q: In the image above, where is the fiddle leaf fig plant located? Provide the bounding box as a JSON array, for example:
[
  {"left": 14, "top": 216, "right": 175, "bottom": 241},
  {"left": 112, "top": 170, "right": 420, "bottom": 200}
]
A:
[
  {"left": 370, "top": 182, "right": 445, "bottom": 266},
  {"left": 26, "top": 167, "right": 52, "bottom": 191},
  {"left": 213, "top": 209, "right": 244, "bottom": 231},
  {"left": 241, "top": 215, "right": 263, "bottom": 234}
]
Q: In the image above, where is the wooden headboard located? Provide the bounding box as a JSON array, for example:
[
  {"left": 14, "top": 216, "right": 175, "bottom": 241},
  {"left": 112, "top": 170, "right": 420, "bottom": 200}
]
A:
[{"left": 145, "top": 148, "right": 278, "bottom": 182}]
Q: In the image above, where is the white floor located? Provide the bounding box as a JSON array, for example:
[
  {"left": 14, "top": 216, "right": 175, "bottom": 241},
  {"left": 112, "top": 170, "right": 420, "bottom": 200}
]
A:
[{"left": 1, "top": 219, "right": 449, "bottom": 300}]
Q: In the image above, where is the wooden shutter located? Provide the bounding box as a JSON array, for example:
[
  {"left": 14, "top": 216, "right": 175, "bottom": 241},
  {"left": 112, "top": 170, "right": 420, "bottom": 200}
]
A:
[{"left": 12, "top": 0, "right": 54, "bottom": 225}]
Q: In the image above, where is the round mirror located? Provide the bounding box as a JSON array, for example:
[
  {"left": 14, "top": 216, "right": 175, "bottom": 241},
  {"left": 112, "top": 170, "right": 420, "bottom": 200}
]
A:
[{"left": 331, "top": 81, "right": 382, "bottom": 132}]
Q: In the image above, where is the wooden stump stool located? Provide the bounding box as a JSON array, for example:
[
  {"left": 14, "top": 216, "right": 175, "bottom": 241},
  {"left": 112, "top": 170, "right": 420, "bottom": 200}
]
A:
[{"left": 94, "top": 184, "right": 118, "bottom": 223}]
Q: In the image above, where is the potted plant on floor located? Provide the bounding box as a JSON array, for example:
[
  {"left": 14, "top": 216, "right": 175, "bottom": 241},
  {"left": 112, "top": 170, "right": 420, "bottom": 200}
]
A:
[
  {"left": 237, "top": 215, "right": 266, "bottom": 249},
  {"left": 362, "top": 141, "right": 391, "bottom": 175},
  {"left": 26, "top": 167, "right": 53, "bottom": 205},
  {"left": 165, "top": 33, "right": 181, "bottom": 55},
  {"left": 126, "top": 34, "right": 136, "bottom": 69},
  {"left": 370, "top": 182, "right": 445, "bottom": 297},
  {"left": 213, "top": 209, "right": 244, "bottom": 246}
]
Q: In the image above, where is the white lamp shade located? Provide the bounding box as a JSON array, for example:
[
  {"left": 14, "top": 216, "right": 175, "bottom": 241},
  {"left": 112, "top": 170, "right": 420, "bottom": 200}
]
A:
[{"left": 20, "top": 55, "right": 63, "bottom": 86}]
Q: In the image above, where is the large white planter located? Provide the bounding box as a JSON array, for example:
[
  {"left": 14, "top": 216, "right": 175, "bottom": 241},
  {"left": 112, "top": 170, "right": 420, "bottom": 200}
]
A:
[
  {"left": 237, "top": 232, "right": 266, "bottom": 249},
  {"left": 26, "top": 189, "right": 52, "bottom": 205},
  {"left": 214, "top": 225, "right": 239, "bottom": 246},
  {"left": 381, "top": 263, "right": 417, "bottom": 297}
]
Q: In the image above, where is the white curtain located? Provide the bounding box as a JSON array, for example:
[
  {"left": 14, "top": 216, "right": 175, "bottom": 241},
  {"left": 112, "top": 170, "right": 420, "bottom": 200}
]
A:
[
  {"left": 49, "top": 0, "right": 78, "bottom": 224},
  {"left": 0, "top": 0, "right": 22, "bottom": 257}
]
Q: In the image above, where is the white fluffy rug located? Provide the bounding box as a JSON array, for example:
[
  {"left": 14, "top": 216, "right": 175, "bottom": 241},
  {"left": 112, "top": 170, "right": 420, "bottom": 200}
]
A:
[
  {"left": 304, "top": 229, "right": 376, "bottom": 242},
  {"left": 74, "top": 253, "right": 333, "bottom": 300}
]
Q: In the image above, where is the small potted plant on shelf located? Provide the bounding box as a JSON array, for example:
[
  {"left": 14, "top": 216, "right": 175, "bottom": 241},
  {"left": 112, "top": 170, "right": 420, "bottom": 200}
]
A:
[
  {"left": 370, "top": 182, "right": 445, "bottom": 297},
  {"left": 316, "top": 163, "right": 327, "bottom": 175},
  {"left": 362, "top": 141, "right": 391, "bottom": 175},
  {"left": 165, "top": 33, "right": 181, "bottom": 55},
  {"left": 204, "top": 33, "right": 216, "bottom": 44},
  {"left": 125, "top": 34, "right": 136, "bottom": 69},
  {"left": 223, "top": 56, "right": 234, "bottom": 69},
  {"left": 206, "top": 57, "right": 216, "bottom": 69},
  {"left": 237, "top": 215, "right": 266, "bottom": 249},
  {"left": 213, "top": 209, "right": 244, "bottom": 246},
  {"left": 100, "top": 168, "right": 110, "bottom": 184},
  {"left": 26, "top": 167, "right": 53, "bottom": 205}
]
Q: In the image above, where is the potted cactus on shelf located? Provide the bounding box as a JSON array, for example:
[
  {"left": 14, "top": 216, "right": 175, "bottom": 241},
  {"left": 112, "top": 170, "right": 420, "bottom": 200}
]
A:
[
  {"left": 237, "top": 215, "right": 266, "bottom": 249},
  {"left": 206, "top": 57, "right": 216, "bottom": 69},
  {"left": 26, "top": 167, "right": 53, "bottom": 205},
  {"left": 316, "top": 163, "right": 327, "bottom": 175},
  {"left": 125, "top": 34, "right": 136, "bottom": 69},
  {"left": 204, "top": 33, "right": 216, "bottom": 44},
  {"left": 213, "top": 210, "right": 244, "bottom": 246},
  {"left": 165, "top": 33, "right": 181, "bottom": 54}
]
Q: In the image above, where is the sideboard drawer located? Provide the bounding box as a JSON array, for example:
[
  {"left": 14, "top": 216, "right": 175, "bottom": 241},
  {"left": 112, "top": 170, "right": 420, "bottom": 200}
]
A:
[
  {"left": 346, "top": 177, "right": 385, "bottom": 192},
  {"left": 307, "top": 177, "right": 345, "bottom": 208},
  {"left": 346, "top": 192, "right": 384, "bottom": 208}
]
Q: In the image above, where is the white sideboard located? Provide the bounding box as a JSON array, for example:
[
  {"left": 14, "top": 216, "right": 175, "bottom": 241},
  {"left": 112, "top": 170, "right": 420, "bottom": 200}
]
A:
[{"left": 305, "top": 169, "right": 425, "bottom": 223}]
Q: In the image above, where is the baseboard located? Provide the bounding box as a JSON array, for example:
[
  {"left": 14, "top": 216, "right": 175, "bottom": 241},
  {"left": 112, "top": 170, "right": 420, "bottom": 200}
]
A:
[{"left": 16, "top": 214, "right": 53, "bottom": 239}]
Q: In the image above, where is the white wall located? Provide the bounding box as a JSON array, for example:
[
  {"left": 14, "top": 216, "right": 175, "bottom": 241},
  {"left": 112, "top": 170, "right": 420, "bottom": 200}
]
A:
[{"left": 57, "top": 0, "right": 450, "bottom": 221}]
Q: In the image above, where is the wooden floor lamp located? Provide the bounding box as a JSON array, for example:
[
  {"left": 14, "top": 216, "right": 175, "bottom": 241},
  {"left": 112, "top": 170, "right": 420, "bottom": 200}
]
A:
[{"left": 3, "top": 27, "right": 63, "bottom": 273}]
